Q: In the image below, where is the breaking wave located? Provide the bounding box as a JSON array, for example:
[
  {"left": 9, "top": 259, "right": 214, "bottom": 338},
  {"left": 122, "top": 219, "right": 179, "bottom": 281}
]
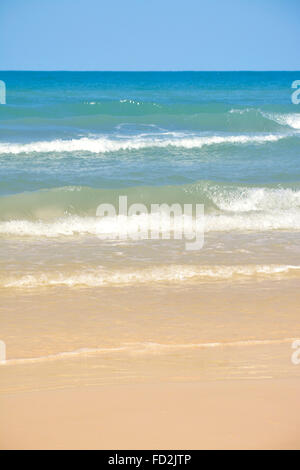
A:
[
  {"left": 2, "top": 264, "right": 300, "bottom": 289},
  {"left": 0, "top": 133, "right": 288, "bottom": 155},
  {"left": 1, "top": 181, "right": 300, "bottom": 236}
]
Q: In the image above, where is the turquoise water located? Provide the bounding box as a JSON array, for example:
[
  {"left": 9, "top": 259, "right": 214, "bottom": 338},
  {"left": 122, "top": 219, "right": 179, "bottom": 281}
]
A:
[
  {"left": 0, "top": 73, "right": 299, "bottom": 185},
  {"left": 0, "top": 72, "right": 300, "bottom": 288}
]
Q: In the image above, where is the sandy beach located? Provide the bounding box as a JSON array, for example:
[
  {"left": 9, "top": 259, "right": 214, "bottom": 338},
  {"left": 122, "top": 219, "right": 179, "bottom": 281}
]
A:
[
  {"left": 1, "top": 379, "right": 300, "bottom": 450},
  {"left": 1, "top": 279, "right": 300, "bottom": 450}
]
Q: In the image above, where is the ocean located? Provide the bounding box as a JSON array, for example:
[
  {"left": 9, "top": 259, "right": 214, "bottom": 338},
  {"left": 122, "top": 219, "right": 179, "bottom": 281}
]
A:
[{"left": 0, "top": 72, "right": 300, "bottom": 390}]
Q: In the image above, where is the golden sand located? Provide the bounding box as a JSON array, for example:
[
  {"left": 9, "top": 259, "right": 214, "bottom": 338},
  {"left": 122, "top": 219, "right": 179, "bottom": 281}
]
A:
[
  {"left": 1, "top": 279, "right": 300, "bottom": 449},
  {"left": 1, "top": 379, "right": 300, "bottom": 450}
]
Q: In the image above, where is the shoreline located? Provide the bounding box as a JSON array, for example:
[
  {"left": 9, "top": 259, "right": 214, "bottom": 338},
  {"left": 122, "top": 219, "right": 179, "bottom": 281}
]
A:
[{"left": 1, "top": 378, "right": 300, "bottom": 450}]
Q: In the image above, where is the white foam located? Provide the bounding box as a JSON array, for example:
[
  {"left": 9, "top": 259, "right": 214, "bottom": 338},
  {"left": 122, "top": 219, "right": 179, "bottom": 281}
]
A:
[
  {"left": 229, "top": 108, "right": 253, "bottom": 115},
  {"left": 206, "top": 210, "right": 300, "bottom": 231},
  {"left": 0, "top": 133, "right": 286, "bottom": 155},
  {"left": 0, "top": 213, "right": 202, "bottom": 237},
  {"left": 210, "top": 186, "right": 300, "bottom": 212},
  {"left": 1, "top": 205, "right": 300, "bottom": 238},
  {"left": 1, "top": 337, "right": 296, "bottom": 366},
  {"left": 2, "top": 264, "right": 300, "bottom": 289},
  {"left": 264, "top": 113, "right": 300, "bottom": 130}
]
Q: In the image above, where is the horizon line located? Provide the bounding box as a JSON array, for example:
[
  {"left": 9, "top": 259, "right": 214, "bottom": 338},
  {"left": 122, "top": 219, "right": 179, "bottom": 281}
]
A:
[{"left": 1, "top": 69, "right": 300, "bottom": 73}]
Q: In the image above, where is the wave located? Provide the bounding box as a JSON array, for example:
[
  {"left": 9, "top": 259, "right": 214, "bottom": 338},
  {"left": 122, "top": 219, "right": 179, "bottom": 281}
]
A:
[
  {"left": 264, "top": 112, "right": 300, "bottom": 130},
  {"left": 2, "top": 99, "right": 299, "bottom": 132},
  {"left": 0, "top": 133, "right": 288, "bottom": 155},
  {"left": 1, "top": 209, "right": 300, "bottom": 237},
  {"left": 204, "top": 184, "right": 300, "bottom": 212},
  {"left": 2, "top": 264, "right": 300, "bottom": 289},
  {"left": 1, "top": 337, "right": 296, "bottom": 366},
  {"left": 227, "top": 109, "right": 300, "bottom": 131},
  {"left": 1, "top": 182, "right": 300, "bottom": 232}
]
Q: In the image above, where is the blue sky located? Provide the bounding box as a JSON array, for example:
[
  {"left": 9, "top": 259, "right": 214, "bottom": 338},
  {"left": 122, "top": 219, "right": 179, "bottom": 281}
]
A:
[{"left": 0, "top": 0, "right": 299, "bottom": 71}]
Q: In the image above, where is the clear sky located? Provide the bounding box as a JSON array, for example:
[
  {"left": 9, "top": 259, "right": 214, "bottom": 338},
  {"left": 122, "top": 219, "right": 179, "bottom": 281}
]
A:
[{"left": 0, "top": 0, "right": 299, "bottom": 71}]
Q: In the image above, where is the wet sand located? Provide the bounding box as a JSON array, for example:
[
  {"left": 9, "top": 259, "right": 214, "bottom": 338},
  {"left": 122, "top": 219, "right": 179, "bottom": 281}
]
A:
[
  {"left": 1, "top": 379, "right": 300, "bottom": 450},
  {"left": 1, "top": 279, "right": 300, "bottom": 449}
]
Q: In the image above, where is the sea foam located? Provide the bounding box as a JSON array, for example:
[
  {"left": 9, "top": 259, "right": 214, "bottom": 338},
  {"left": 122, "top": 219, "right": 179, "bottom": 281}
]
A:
[
  {"left": 2, "top": 264, "right": 300, "bottom": 289},
  {"left": 0, "top": 133, "right": 287, "bottom": 155}
]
